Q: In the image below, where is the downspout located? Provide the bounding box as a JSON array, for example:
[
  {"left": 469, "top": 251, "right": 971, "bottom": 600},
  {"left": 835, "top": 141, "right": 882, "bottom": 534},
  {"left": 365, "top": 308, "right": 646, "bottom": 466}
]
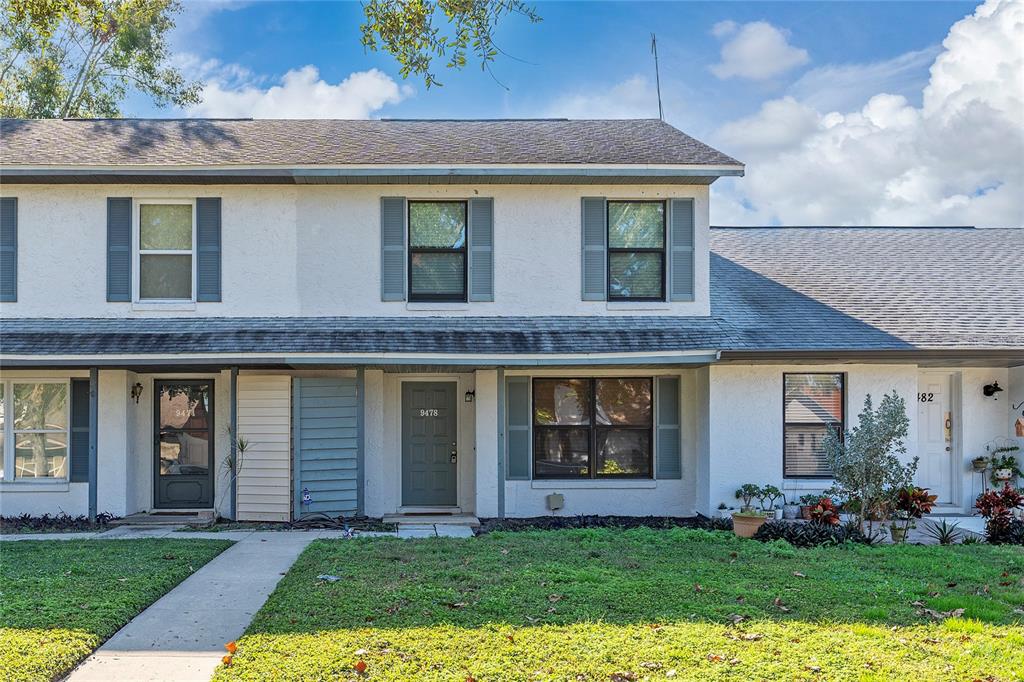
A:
[
  {"left": 87, "top": 367, "right": 98, "bottom": 522},
  {"left": 496, "top": 368, "right": 505, "bottom": 519},
  {"left": 229, "top": 366, "right": 238, "bottom": 520}
]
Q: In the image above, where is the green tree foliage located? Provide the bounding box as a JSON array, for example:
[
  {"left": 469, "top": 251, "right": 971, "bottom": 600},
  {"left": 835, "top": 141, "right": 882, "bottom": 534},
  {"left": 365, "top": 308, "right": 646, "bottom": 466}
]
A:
[
  {"left": 0, "top": 0, "right": 200, "bottom": 118},
  {"left": 361, "top": 0, "right": 541, "bottom": 88},
  {"left": 823, "top": 391, "right": 917, "bottom": 532}
]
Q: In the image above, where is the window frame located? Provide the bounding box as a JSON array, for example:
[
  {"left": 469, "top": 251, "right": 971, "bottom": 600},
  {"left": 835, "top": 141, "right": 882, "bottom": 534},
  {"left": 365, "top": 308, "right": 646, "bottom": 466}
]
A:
[
  {"left": 606, "top": 199, "right": 666, "bottom": 302},
  {"left": 407, "top": 199, "right": 468, "bottom": 303},
  {"left": 134, "top": 198, "right": 197, "bottom": 303},
  {"left": 532, "top": 377, "right": 654, "bottom": 480},
  {"left": 1, "top": 378, "right": 72, "bottom": 482},
  {"left": 782, "top": 372, "right": 846, "bottom": 479}
]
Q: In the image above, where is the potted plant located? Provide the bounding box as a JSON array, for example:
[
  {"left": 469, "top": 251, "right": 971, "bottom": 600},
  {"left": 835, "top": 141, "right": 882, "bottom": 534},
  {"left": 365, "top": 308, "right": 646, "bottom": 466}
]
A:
[
  {"left": 972, "top": 456, "right": 990, "bottom": 471},
  {"left": 809, "top": 497, "right": 841, "bottom": 526},
  {"left": 759, "top": 485, "right": 784, "bottom": 519},
  {"left": 782, "top": 493, "right": 800, "bottom": 520},
  {"left": 798, "top": 493, "right": 820, "bottom": 520},
  {"left": 732, "top": 509, "right": 768, "bottom": 538},
  {"left": 889, "top": 486, "right": 937, "bottom": 543},
  {"left": 735, "top": 484, "right": 761, "bottom": 513},
  {"left": 990, "top": 447, "right": 1021, "bottom": 486},
  {"left": 716, "top": 502, "right": 733, "bottom": 520}
]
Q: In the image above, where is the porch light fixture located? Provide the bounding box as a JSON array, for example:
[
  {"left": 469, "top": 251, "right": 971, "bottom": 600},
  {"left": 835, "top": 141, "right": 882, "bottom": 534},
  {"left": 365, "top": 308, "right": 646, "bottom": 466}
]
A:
[
  {"left": 983, "top": 382, "right": 1004, "bottom": 399},
  {"left": 131, "top": 382, "right": 144, "bottom": 404},
  {"left": 464, "top": 390, "right": 475, "bottom": 403}
]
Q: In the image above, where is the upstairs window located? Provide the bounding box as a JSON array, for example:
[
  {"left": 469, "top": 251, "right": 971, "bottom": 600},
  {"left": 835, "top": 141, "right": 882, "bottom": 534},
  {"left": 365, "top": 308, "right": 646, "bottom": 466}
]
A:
[
  {"left": 608, "top": 201, "right": 665, "bottom": 301},
  {"left": 138, "top": 201, "right": 194, "bottom": 301},
  {"left": 408, "top": 201, "right": 467, "bottom": 302},
  {"left": 783, "top": 373, "right": 845, "bottom": 478},
  {"left": 533, "top": 377, "right": 653, "bottom": 479}
]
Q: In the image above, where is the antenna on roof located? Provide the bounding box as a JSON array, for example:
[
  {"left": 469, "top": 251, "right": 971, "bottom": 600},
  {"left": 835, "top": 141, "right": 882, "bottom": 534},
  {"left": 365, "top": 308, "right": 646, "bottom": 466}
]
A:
[{"left": 651, "top": 33, "right": 664, "bottom": 121}]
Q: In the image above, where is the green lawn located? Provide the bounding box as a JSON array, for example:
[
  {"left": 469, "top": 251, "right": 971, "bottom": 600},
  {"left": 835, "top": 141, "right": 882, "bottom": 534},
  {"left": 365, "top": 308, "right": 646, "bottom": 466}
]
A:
[
  {"left": 215, "top": 528, "right": 1024, "bottom": 681},
  {"left": 0, "top": 539, "right": 232, "bottom": 681}
]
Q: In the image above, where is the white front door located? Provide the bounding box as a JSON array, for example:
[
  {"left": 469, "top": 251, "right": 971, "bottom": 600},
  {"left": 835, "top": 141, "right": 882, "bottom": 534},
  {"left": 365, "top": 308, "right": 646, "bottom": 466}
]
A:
[{"left": 917, "top": 372, "right": 955, "bottom": 505}]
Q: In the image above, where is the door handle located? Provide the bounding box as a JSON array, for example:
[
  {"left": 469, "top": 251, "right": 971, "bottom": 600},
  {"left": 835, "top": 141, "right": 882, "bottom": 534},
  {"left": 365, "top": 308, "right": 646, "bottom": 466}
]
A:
[{"left": 450, "top": 453, "right": 457, "bottom": 463}]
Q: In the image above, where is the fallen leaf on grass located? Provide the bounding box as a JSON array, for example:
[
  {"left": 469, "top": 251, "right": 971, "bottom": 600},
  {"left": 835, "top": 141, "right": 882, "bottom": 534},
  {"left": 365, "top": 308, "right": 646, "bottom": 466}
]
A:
[
  {"left": 548, "top": 594, "right": 563, "bottom": 603},
  {"left": 609, "top": 672, "right": 637, "bottom": 681},
  {"left": 707, "top": 654, "right": 724, "bottom": 663},
  {"left": 354, "top": 660, "right": 367, "bottom": 674},
  {"left": 693, "top": 583, "right": 703, "bottom": 593},
  {"left": 728, "top": 613, "right": 747, "bottom": 624},
  {"left": 224, "top": 641, "right": 237, "bottom": 654},
  {"left": 792, "top": 572, "right": 806, "bottom": 578},
  {"left": 639, "top": 661, "right": 662, "bottom": 670}
]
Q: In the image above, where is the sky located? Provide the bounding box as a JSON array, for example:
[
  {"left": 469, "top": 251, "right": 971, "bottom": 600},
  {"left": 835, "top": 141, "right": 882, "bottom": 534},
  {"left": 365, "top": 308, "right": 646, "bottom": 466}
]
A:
[{"left": 135, "top": 0, "right": 1023, "bottom": 228}]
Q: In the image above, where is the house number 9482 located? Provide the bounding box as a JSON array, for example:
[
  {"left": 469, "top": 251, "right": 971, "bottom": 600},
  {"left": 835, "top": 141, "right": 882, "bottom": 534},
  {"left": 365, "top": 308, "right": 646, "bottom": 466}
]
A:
[
  {"left": 419, "top": 409, "right": 439, "bottom": 417},
  {"left": 918, "top": 392, "right": 935, "bottom": 403}
]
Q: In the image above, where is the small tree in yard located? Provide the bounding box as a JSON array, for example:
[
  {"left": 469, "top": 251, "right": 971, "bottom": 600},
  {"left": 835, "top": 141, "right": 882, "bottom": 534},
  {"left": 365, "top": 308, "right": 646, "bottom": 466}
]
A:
[{"left": 823, "top": 391, "right": 917, "bottom": 535}]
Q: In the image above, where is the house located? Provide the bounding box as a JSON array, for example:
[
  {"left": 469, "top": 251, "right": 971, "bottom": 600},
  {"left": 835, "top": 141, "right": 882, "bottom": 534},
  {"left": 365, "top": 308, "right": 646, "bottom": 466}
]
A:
[{"left": 0, "top": 117, "right": 1021, "bottom": 524}]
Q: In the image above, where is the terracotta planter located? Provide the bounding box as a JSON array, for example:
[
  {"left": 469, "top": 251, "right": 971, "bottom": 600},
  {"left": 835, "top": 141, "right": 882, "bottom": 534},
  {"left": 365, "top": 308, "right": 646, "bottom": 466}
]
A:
[
  {"left": 800, "top": 505, "right": 813, "bottom": 520},
  {"left": 732, "top": 514, "right": 767, "bottom": 538}
]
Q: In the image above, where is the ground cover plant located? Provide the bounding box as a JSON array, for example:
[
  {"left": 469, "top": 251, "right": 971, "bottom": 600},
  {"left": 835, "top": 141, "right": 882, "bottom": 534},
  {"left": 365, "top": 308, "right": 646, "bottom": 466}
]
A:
[
  {"left": 0, "top": 539, "right": 232, "bottom": 681},
  {"left": 0, "top": 512, "right": 116, "bottom": 534},
  {"left": 215, "top": 528, "right": 1024, "bottom": 681}
]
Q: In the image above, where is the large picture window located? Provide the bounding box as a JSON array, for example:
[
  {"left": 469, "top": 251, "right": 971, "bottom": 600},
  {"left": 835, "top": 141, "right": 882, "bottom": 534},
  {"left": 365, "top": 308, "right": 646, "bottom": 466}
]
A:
[
  {"left": 783, "top": 373, "right": 845, "bottom": 478},
  {"left": 138, "top": 201, "right": 194, "bottom": 301},
  {"left": 533, "top": 378, "right": 653, "bottom": 479},
  {"left": 408, "top": 201, "right": 467, "bottom": 301},
  {"left": 0, "top": 381, "right": 70, "bottom": 481},
  {"left": 607, "top": 201, "right": 665, "bottom": 301}
]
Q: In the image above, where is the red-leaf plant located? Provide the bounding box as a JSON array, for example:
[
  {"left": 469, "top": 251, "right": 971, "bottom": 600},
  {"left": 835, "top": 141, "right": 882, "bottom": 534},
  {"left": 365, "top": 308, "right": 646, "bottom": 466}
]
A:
[
  {"left": 890, "top": 486, "right": 938, "bottom": 542},
  {"left": 975, "top": 484, "right": 1024, "bottom": 540},
  {"left": 809, "top": 497, "right": 841, "bottom": 526}
]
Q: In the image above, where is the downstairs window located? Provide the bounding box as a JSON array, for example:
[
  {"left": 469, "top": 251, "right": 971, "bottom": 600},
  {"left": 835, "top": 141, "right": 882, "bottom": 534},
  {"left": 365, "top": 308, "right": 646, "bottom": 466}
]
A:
[{"left": 783, "top": 373, "right": 845, "bottom": 478}]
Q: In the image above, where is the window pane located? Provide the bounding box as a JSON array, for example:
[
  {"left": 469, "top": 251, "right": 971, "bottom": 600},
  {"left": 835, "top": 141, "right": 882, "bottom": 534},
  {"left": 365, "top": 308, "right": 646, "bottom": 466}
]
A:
[
  {"left": 410, "top": 252, "right": 465, "bottom": 296},
  {"left": 15, "top": 432, "right": 67, "bottom": 479},
  {"left": 140, "top": 254, "right": 192, "bottom": 299},
  {"left": 159, "top": 384, "right": 212, "bottom": 431},
  {"left": 533, "top": 379, "right": 591, "bottom": 425},
  {"left": 534, "top": 427, "right": 590, "bottom": 477},
  {"left": 784, "top": 374, "right": 843, "bottom": 426},
  {"left": 140, "top": 204, "right": 192, "bottom": 250},
  {"left": 13, "top": 383, "right": 67, "bottom": 430},
  {"left": 410, "top": 202, "right": 466, "bottom": 248},
  {"left": 596, "top": 378, "right": 652, "bottom": 426},
  {"left": 159, "top": 431, "right": 211, "bottom": 476},
  {"left": 784, "top": 425, "right": 834, "bottom": 477},
  {"left": 597, "top": 429, "right": 651, "bottom": 477},
  {"left": 609, "top": 252, "right": 663, "bottom": 299},
  {"left": 608, "top": 202, "right": 664, "bottom": 248}
]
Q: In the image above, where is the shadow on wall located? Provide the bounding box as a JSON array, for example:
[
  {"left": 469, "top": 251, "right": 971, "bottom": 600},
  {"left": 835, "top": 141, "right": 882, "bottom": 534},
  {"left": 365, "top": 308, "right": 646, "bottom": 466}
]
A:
[{"left": 710, "top": 253, "right": 915, "bottom": 351}]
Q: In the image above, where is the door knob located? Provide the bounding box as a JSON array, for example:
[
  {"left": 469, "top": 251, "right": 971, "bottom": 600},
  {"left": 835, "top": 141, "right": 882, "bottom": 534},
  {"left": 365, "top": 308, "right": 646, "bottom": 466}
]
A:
[{"left": 450, "top": 453, "right": 457, "bottom": 463}]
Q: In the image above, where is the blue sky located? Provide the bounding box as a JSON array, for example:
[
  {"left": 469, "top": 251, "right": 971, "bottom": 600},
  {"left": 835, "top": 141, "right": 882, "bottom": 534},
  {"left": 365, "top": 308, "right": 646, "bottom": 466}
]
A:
[{"left": 139, "top": 0, "right": 1022, "bottom": 228}]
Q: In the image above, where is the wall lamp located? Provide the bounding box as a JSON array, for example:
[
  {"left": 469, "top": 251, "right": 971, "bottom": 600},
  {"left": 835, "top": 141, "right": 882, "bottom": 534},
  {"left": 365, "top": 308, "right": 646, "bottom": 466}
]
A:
[
  {"left": 982, "top": 382, "right": 1004, "bottom": 399},
  {"left": 131, "top": 382, "right": 144, "bottom": 404},
  {"left": 464, "top": 390, "right": 475, "bottom": 403}
]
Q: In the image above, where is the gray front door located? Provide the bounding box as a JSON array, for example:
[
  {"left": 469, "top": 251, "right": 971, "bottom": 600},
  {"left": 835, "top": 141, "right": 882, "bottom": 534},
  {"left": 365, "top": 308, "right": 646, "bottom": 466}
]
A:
[
  {"left": 402, "top": 381, "right": 457, "bottom": 506},
  {"left": 154, "top": 380, "right": 214, "bottom": 509}
]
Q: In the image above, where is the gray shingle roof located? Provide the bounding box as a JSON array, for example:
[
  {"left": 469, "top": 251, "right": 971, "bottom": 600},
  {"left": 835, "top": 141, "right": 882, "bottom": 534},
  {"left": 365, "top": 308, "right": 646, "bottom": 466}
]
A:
[
  {"left": 0, "top": 118, "right": 741, "bottom": 167},
  {"left": 710, "top": 227, "right": 1024, "bottom": 351},
  {"left": 0, "top": 316, "right": 733, "bottom": 356}
]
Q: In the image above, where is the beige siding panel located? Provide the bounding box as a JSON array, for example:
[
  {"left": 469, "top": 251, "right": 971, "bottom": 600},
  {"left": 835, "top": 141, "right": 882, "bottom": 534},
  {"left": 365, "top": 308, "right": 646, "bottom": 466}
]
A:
[{"left": 237, "top": 375, "right": 291, "bottom": 521}]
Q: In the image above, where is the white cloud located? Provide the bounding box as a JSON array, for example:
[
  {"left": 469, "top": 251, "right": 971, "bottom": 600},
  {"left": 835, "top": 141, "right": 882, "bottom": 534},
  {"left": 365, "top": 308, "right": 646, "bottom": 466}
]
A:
[
  {"left": 789, "top": 46, "right": 940, "bottom": 113},
  {"left": 544, "top": 75, "right": 661, "bottom": 119},
  {"left": 710, "top": 21, "right": 809, "bottom": 80},
  {"left": 711, "top": 0, "right": 1024, "bottom": 229},
  {"left": 186, "top": 64, "right": 413, "bottom": 119}
]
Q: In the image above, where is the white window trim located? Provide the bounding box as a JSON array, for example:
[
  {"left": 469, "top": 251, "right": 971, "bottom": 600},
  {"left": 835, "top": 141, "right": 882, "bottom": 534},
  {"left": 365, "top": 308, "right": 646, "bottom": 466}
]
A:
[
  {"left": 134, "top": 198, "right": 197, "bottom": 304},
  {"left": 2, "top": 379, "right": 72, "bottom": 483}
]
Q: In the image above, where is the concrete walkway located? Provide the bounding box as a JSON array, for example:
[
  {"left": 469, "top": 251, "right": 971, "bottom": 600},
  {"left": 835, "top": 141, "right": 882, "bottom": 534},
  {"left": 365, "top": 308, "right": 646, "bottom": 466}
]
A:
[{"left": 64, "top": 530, "right": 343, "bottom": 682}]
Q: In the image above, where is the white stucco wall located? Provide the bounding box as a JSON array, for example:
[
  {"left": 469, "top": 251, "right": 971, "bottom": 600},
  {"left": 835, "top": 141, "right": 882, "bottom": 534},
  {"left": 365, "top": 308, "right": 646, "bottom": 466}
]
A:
[
  {"left": 1, "top": 183, "right": 711, "bottom": 319},
  {"left": 703, "top": 363, "right": 1015, "bottom": 516},
  {"left": 1010, "top": 366, "right": 1024, "bottom": 446}
]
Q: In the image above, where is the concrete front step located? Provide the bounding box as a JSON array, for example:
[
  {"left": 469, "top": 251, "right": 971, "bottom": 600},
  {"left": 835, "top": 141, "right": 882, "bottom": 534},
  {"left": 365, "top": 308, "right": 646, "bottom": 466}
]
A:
[
  {"left": 383, "top": 513, "right": 480, "bottom": 528},
  {"left": 111, "top": 512, "right": 214, "bottom": 527}
]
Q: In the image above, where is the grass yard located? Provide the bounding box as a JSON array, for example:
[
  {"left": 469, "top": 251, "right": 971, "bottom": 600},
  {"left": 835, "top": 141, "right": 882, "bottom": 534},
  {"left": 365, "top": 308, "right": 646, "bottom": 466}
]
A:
[
  {"left": 216, "top": 528, "right": 1024, "bottom": 681},
  {"left": 0, "top": 539, "right": 232, "bottom": 681}
]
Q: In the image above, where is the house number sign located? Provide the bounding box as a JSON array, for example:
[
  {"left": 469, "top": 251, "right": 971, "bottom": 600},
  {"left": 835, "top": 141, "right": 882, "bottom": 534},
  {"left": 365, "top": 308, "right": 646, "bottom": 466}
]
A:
[
  {"left": 419, "top": 409, "right": 439, "bottom": 417},
  {"left": 918, "top": 392, "right": 935, "bottom": 403}
]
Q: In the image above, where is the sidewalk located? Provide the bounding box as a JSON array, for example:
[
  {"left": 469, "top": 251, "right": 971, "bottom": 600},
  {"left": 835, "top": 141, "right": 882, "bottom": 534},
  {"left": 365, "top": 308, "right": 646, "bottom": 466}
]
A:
[{"left": 63, "top": 530, "right": 342, "bottom": 682}]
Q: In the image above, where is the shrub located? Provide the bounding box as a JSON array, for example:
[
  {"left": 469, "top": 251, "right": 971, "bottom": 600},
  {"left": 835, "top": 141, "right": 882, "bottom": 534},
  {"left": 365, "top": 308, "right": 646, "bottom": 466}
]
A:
[
  {"left": 753, "top": 520, "right": 869, "bottom": 548},
  {"left": 809, "top": 497, "right": 841, "bottom": 525},
  {"left": 975, "top": 484, "right": 1024, "bottom": 544}
]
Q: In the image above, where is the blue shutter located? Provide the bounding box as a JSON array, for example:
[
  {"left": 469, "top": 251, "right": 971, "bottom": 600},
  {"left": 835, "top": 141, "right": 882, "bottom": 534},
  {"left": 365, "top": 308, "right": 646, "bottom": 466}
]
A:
[
  {"left": 506, "top": 376, "right": 531, "bottom": 479},
  {"left": 581, "top": 197, "right": 607, "bottom": 300},
  {"left": 106, "top": 198, "right": 132, "bottom": 302},
  {"left": 668, "top": 198, "right": 695, "bottom": 302},
  {"left": 70, "top": 379, "right": 91, "bottom": 482},
  {"left": 293, "top": 377, "right": 361, "bottom": 517},
  {"left": 467, "top": 197, "right": 494, "bottom": 301},
  {"left": 196, "top": 198, "right": 222, "bottom": 302},
  {"left": 380, "top": 197, "right": 407, "bottom": 301},
  {"left": 0, "top": 197, "right": 16, "bottom": 302},
  {"left": 656, "top": 376, "right": 682, "bottom": 479}
]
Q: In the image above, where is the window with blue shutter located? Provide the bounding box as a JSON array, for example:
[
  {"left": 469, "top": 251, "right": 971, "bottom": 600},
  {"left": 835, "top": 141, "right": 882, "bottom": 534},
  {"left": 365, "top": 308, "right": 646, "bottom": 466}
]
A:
[
  {"left": 196, "top": 198, "right": 222, "bottom": 302},
  {"left": 106, "top": 198, "right": 132, "bottom": 302},
  {"left": 668, "top": 198, "right": 695, "bottom": 301},
  {"left": 0, "top": 197, "right": 16, "bottom": 302},
  {"left": 467, "top": 197, "right": 494, "bottom": 302},
  {"left": 506, "top": 376, "right": 531, "bottom": 479},
  {"left": 380, "top": 197, "right": 407, "bottom": 301},
  {"left": 581, "top": 197, "right": 607, "bottom": 300},
  {"left": 655, "top": 376, "right": 682, "bottom": 479}
]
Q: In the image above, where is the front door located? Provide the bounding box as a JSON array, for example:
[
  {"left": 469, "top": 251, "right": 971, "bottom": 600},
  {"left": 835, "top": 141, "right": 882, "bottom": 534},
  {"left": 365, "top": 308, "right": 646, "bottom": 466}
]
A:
[
  {"left": 154, "top": 380, "right": 214, "bottom": 509},
  {"left": 402, "top": 381, "right": 457, "bottom": 507},
  {"left": 917, "top": 372, "right": 954, "bottom": 505}
]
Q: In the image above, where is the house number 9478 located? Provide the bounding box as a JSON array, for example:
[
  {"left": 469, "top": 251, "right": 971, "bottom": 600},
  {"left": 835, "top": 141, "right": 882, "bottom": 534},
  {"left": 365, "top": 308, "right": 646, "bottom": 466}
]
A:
[{"left": 419, "top": 409, "right": 439, "bottom": 417}]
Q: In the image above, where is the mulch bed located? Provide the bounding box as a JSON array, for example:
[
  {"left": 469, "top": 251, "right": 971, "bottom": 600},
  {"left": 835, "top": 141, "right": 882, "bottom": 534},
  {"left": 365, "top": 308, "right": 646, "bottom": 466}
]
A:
[
  {"left": 477, "top": 515, "right": 729, "bottom": 534},
  {"left": 0, "top": 512, "right": 117, "bottom": 534}
]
